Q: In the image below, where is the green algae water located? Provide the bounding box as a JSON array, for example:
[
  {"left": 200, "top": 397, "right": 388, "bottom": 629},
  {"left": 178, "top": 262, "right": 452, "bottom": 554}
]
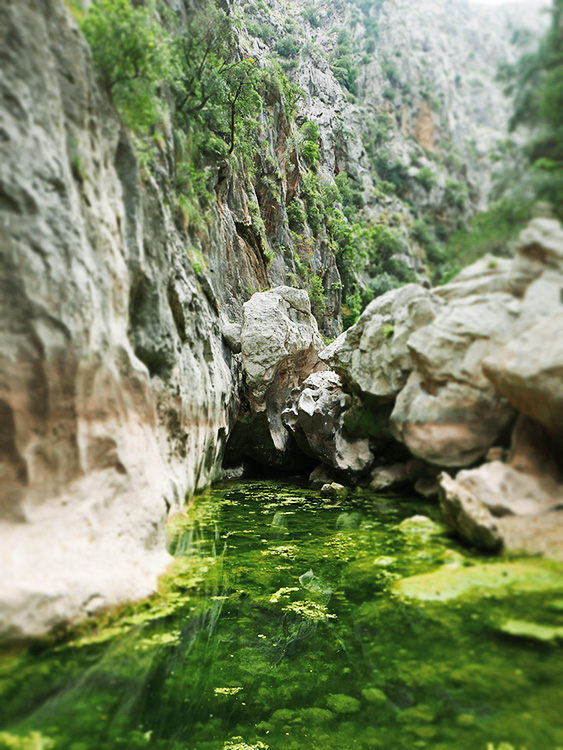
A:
[{"left": 1, "top": 481, "right": 563, "bottom": 750}]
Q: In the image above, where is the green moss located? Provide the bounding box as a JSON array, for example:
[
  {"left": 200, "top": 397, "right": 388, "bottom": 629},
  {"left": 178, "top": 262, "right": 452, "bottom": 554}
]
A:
[
  {"left": 393, "top": 561, "right": 563, "bottom": 602},
  {"left": 2, "top": 482, "right": 563, "bottom": 750},
  {"left": 325, "top": 694, "right": 361, "bottom": 714}
]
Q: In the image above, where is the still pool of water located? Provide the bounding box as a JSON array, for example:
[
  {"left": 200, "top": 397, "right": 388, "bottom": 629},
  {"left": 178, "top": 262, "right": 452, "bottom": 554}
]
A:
[{"left": 1, "top": 481, "right": 563, "bottom": 750}]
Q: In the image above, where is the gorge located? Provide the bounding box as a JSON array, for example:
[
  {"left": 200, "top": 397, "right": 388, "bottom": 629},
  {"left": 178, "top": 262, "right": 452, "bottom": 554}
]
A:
[{"left": 0, "top": 0, "right": 563, "bottom": 745}]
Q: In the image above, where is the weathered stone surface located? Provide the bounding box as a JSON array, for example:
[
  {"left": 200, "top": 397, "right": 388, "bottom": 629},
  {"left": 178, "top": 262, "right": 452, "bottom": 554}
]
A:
[
  {"left": 227, "top": 287, "right": 325, "bottom": 467},
  {"left": 222, "top": 321, "right": 242, "bottom": 354},
  {"left": 508, "top": 415, "right": 562, "bottom": 483},
  {"left": 282, "top": 371, "right": 373, "bottom": 475},
  {"left": 517, "top": 217, "right": 563, "bottom": 270},
  {"left": 390, "top": 293, "right": 520, "bottom": 466},
  {"left": 391, "top": 375, "right": 515, "bottom": 467},
  {"left": 454, "top": 461, "right": 563, "bottom": 517},
  {"left": 242, "top": 287, "right": 324, "bottom": 411},
  {"left": 483, "top": 312, "right": 563, "bottom": 446},
  {"left": 0, "top": 0, "right": 237, "bottom": 637},
  {"left": 435, "top": 254, "right": 539, "bottom": 302},
  {"left": 321, "top": 284, "right": 440, "bottom": 400},
  {"left": 438, "top": 473, "right": 503, "bottom": 551},
  {"left": 369, "top": 463, "right": 409, "bottom": 491},
  {"left": 439, "top": 467, "right": 563, "bottom": 560}
]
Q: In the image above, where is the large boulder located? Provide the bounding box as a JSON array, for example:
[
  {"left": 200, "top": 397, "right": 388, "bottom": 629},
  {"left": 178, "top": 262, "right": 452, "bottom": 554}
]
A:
[
  {"left": 227, "top": 287, "right": 325, "bottom": 466},
  {"left": 390, "top": 293, "right": 519, "bottom": 466},
  {"left": 320, "top": 284, "right": 439, "bottom": 400},
  {"left": 483, "top": 311, "right": 563, "bottom": 447},
  {"left": 439, "top": 470, "right": 563, "bottom": 560},
  {"left": 282, "top": 371, "right": 373, "bottom": 475}
]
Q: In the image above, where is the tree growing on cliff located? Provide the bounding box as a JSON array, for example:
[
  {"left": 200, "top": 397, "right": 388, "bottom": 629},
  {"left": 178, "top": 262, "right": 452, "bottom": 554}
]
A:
[{"left": 80, "top": 0, "right": 171, "bottom": 132}]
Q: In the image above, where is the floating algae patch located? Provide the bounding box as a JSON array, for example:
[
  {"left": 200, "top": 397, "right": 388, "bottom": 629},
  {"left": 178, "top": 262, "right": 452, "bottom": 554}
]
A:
[{"left": 1, "top": 481, "right": 563, "bottom": 750}]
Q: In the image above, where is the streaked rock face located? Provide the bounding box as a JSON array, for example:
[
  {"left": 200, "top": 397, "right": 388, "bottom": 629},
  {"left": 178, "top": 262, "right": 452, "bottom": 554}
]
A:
[{"left": 0, "top": 0, "right": 238, "bottom": 637}]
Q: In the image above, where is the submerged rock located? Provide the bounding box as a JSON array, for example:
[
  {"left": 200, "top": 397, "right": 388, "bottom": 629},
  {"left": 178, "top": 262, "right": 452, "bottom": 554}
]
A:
[
  {"left": 393, "top": 560, "right": 563, "bottom": 602},
  {"left": 496, "top": 619, "right": 563, "bottom": 644},
  {"left": 320, "top": 482, "right": 348, "bottom": 500}
]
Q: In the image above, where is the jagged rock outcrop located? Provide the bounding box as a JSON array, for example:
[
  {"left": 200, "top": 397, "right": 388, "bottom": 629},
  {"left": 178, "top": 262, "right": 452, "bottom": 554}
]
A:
[
  {"left": 225, "top": 287, "right": 325, "bottom": 467},
  {"left": 282, "top": 371, "right": 373, "bottom": 475}
]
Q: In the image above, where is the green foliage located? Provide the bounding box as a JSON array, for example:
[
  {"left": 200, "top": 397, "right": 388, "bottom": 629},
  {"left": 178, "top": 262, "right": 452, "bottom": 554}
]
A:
[
  {"left": 299, "top": 121, "right": 320, "bottom": 170},
  {"left": 445, "top": 179, "right": 468, "bottom": 210},
  {"left": 274, "top": 35, "right": 300, "bottom": 59},
  {"left": 80, "top": 0, "right": 172, "bottom": 133},
  {"left": 246, "top": 20, "right": 275, "bottom": 42},
  {"left": 439, "top": 198, "right": 533, "bottom": 283},
  {"left": 360, "top": 272, "right": 402, "bottom": 308},
  {"left": 302, "top": 6, "right": 321, "bottom": 27},
  {"left": 301, "top": 173, "right": 324, "bottom": 235},
  {"left": 287, "top": 199, "right": 307, "bottom": 231},
  {"left": 334, "top": 173, "right": 365, "bottom": 220},
  {"left": 332, "top": 55, "right": 359, "bottom": 95},
  {"left": 307, "top": 274, "right": 327, "bottom": 319},
  {"left": 416, "top": 166, "right": 438, "bottom": 192},
  {"left": 374, "top": 149, "right": 408, "bottom": 193},
  {"left": 500, "top": 0, "right": 563, "bottom": 217}
]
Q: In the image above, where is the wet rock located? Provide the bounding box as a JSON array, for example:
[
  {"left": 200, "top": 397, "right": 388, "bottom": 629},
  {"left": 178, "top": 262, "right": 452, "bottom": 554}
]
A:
[
  {"left": 309, "top": 464, "right": 341, "bottom": 490},
  {"left": 320, "top": 482, "right": 348, "bottom": 500},
  {"left": 397, "top": 515, "right": 444, "bottom": 536},
  {"left": 369, "top": 463, "right": 409, "bottom": 491},
  {"left": 282, "top": 371, "right": 373, "bottom": 475},
  {"left": 438, "top": 473, "right": 503, "bottom": 551}
]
